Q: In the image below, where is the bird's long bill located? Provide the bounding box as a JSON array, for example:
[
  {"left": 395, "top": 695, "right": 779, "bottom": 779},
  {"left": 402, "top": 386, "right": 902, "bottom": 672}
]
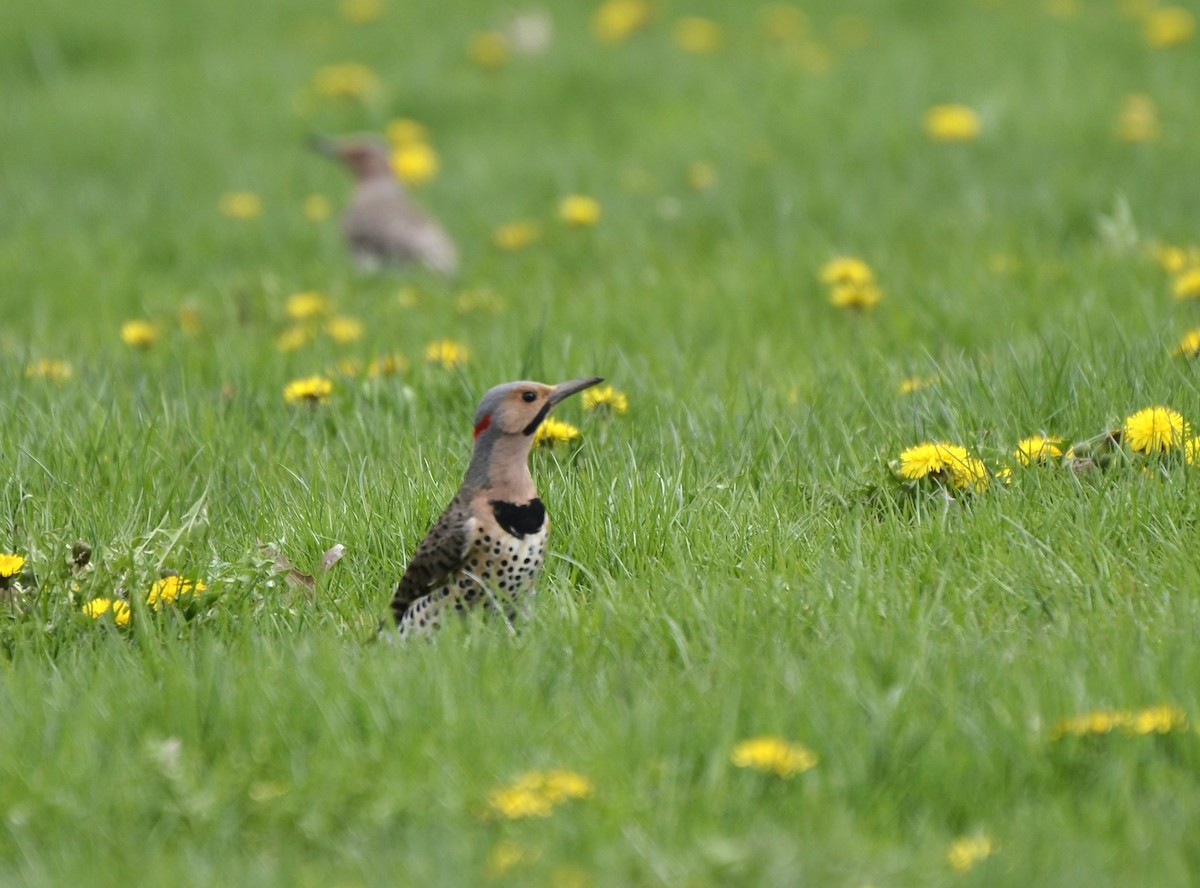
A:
[{"left": 548, "top": 377, "right": 604, "bottom": 406}]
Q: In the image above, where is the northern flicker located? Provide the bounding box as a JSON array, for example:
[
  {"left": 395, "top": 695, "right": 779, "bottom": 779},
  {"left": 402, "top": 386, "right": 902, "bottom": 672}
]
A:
[
  {"left": 312, "top": 135, "right": 459, "bottom": 276},
  {"left": 387, "top": 376, "right": 602, "bottom": 639}
]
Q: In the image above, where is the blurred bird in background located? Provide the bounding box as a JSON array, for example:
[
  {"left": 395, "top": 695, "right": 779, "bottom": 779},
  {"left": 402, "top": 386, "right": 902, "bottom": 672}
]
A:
[{"left": 312, "top": 134, "right": 459, "bottom": 276}]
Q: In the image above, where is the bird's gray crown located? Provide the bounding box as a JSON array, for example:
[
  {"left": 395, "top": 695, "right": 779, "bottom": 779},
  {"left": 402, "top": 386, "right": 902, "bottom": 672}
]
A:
[{"left": 474, "top": 381, "right": 540, "bottom": 427}]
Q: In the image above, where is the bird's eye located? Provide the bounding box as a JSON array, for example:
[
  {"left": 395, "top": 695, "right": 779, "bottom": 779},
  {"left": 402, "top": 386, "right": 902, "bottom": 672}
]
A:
[{"left": 521, "top": 391, "right": 537, "bottom": 403}]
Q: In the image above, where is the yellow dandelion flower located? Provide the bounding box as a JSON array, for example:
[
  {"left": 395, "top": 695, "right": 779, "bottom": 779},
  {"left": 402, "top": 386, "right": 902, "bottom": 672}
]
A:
[
  {"left": 339, "top": 0, "right": 383, "bottom": 23},
  {"left": 951, "top": 456, "right": 989, "bottom": 492},
  {"left": 467, "top": 31, "right": 509, "bottom": 69},
  {"left": 1187, "top": 438, "right": 1200, "bottom": 467},
  {"left": 583, "top": 385, "right": 628, "bottom": 415},
  {"left": 485, "top": 770, "right": 592, "bottom": 820},
  {"left": 455, "top": 289, "right": 504, "bottom": 315},
  {"left": 218, "top": 191, "right": 262, "bottom": 220},
  {"left": 819, "top": 256, "right": 874, "bottom": 286},
  {"left": 285, "top": 291, "right": 329, "bottom": 320},
  {"left": 534, "top": 418, "right": 581, "bottom": 447},
  {"left": 146, "top": 575, "right": 208, "bottom": 610},
  {"left": 331, "top": 358, "right": 363, "bottom": 378},
  {"left": 0, "top": 554, "right": 26, "bottom": 579},
  {"left": 283, "top": 375, "right": 333, "bottom": 405},
  {"left": 1132, "top": 705, "right": 1188, "bottom": 735},
  {"left": 312, "top": 63, "right": 380, "bottom": 100},
  {"left": 673, "top": 17, "right": 723, "bottom": 53},
  {"left": 425, "top": 339, "right": 469, "bottom": 369},
  {"left": 367, "top": 353, "right": 410, "bottom": 378},
  {"left": 1050, "top": 705, "right": 1189, "bottom": 739},
  {"left": 591, "top": 0, "right": 651, "bottom": 44},
  {"left": 485, "top": 841, "right": 540, "bottom": 878},
  {"left": 111, "top": 600, "right": 131, "bottom": 627},
  {"left": 1116, "top": 93, "right": 1160, "bottom": 143},
  {"left": 731, "top": 736, "right": 819, "bottom": 777},
  {"left": 325, "top": 315, "right": 364, "bottom": 344},
  {"left": 923, "top": 104, "right": 982, "bottom": 142},
  {"left": 24, "top": 359, "right": 73, "bottom": 382},
  {"left": 82, "top": 597, "right": 112, "bottom": 619},
  {"left": 899, "top": 376, "right": 937, "bottom": 394},
  {"left": 539, "top": 770, "right": 594, "bottom": 803},
  {"left": 493, "top": 220, "right": 541, "bottom": 251},
  {"left": 391, "top": 142, "right": 439, "bottom": 186},
  {"left": 828, "top": 283, "right": 882, "bottom": 310},
  {"left": 1122, "top": 406, "right": 1191, "bottom": 455},
  {"left": 121, "top": 320, "right": 157, "bottom": 348},
  {"left": 1014, "top": 435, "right": 1064, "bottom": 466},
  {"left": 386, "top": 118, "right": 428, "bottom": 147},
  {"left": 759, "top": 4, "right": 808, "bottom": 41},
  {"left": 277, "top": 326, "right": 313, "bottom": 353},
  {"left": 947, "top": 835, "right": 996, "bottom": 872},
  {"left": 1143, "top": 6, "right": 1194, "bottom": 48},
  {"left": 302, "top": 194, "right": 331, "bottom": 221},
  {"left": 559, "top": 195, "right": 601, "bottom": 227},
  {"left": 487, "top": 786, "right": 555, "bottom": 819},
  {"left": 1172, "top": 268, "right": 1200, "bottom": 301},
  {"left": 897, "top": 441, "right": 989, "bottom": 491},
  {"left": 1151, "top": 243, "right": 1188, "bottom": 274},
  {"left": 687, "top": 161, "right": 717, "bottom": 191}
]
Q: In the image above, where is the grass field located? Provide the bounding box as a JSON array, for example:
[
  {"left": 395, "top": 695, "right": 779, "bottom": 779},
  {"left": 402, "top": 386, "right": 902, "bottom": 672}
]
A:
[{"left": 4, "top": 0, "right": 1200, "bottom": 884}]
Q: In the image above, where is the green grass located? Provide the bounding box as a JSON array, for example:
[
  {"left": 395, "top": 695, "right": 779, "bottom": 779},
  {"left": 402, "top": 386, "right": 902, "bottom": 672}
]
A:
[{"left": 3, "top": 0, "right": 1200, "bottom": 884}]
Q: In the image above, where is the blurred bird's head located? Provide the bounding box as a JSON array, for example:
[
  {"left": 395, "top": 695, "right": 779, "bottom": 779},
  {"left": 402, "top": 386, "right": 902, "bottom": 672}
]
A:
[
  {"left": 311, "top": 135, "right": 392, "bottom": 180},
  {"left": 472, "top": 378, "right": 604, "bottom": 442}
]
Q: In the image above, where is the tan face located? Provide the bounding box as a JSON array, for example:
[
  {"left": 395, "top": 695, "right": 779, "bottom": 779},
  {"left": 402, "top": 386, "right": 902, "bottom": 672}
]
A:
[
  {"left": 473, "top": 378, "right": 603, "bottom": 440},
  {"left": 475, "top": 384, "right": 555, "bottom": 439}
]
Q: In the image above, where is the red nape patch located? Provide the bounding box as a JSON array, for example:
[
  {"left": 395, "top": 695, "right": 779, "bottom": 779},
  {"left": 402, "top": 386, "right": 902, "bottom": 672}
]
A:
[{"left": 473, "top": 413, "right": 492, "bottom": 439}]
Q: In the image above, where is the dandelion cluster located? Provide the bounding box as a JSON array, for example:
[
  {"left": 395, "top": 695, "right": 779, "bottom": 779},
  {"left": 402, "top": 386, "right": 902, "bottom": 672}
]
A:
[
  {"left": 82, "top": 597, "right": 131, "bottom": 627},
  {"left": 582, "top": 385, "right": 628, "bottom": 415},
  {"left": 1142, "top": 6, "right": 1194, "bottom": 48},
  {"left": 485, "top": 769, "right": 593, "bottom": 820},
  {"left": 1013, "top": 435, "right": 1064, "bottom": 466},
  {"left": 302, "top": 194, "right": 331, "bottom": 221},
  {"left": 559, "top": 195, "right": 602, "bottom": 227},
  {"left": 672, "top": 17, "right": 723, "bottom": 54},
  {"left": 218, "top": 191, "right": 262, "bottom": 220},
  {"left": 946, "top": 835, "right": 997, "bottom": 872},
  {"left": 1049, "top": 705, "right": 1188, "bottom": 740},
  {"left": 1116, "top": 93, "right": 1160, "bottom": 143},
  {"left": 592, "top": 0, "right": 651, "bottom": 44},
  {"left": 0, "top": 554, "right": 25, "bottom": 579},
  {"left": 387, "top": 117, "right": 439, "bottom": 186},
  {"left": 1121, "top": 406, "right": 1190, "bottom": 455},
  {"left": 895, "top": 442, "right": 989, "bottom": 492},
  {"left": 467, "top": 31, "right": 509, "bottom": 69},
  {"left": 283, "top": 376, "right": 333, "bottom": 405},
  {"left": 492, "top": 220, "right": 541, "bottom": 251},
  {"left": 534, "top": 418, "right": 582, "bottom": 448},
  {"left": 339, "top": 0, "right": 382, "bottom": 24},
  {"left": 146, "top": 575, "right": 208, "bottom": 610},
  {"left": 120, "top": 320, "right": 157, "bottom": 348},
  {"left": 424, "top": 339, "right": 469, "bottom": 369},
  {"left": 312, "top": 63, "right": 380, "bottom": 100},
  {"left": 24, "top": 359, "right": 73, "bottom": 382},
  {"left": 819, "top": 256, "right": 881, "bottom": 310},
  {"left": 730, "top": 736, "right": 819, "bottom": 777},
  {"left": 923, "top": 104, "right": 982, "bottom": 142}
]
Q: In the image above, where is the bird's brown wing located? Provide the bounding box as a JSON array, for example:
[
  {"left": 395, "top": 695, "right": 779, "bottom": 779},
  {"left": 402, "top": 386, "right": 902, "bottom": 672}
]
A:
[{"left": 388, "top": 499, "right": 474, "bottom": 624}]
